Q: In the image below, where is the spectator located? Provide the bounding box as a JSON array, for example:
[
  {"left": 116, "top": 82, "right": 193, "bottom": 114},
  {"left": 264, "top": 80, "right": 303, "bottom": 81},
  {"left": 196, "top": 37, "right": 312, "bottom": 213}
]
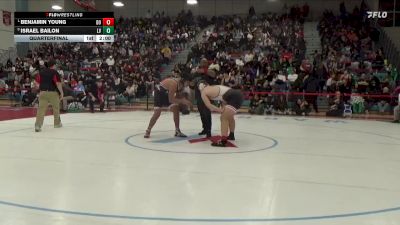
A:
[
  {"left": 303, "top": 74, "right": 319, "bottom": 113},
  {"left": 124, "top": 81, "right": 137, "bottom": 105},
  {"left": 264, "top": 95, "right": 274, "bottom": 115},
  {"left": 326, "top": 91, "right": 344, "bottom": 117},
  {"left": 8, "top": 80, "right": 22, "bottom": 106},
  {"left": 293, "top": 98, "right": 311, "bottom": 116},
  {"left": 61, "top": 83, "right": 74, "bottom": 112},
  {"left": 145, "top": 75, "right": 155, "bottom": 95},
  {"left": 249, "top": 94, "right": 264, "bottom": 115},
  {"left": 274, "top": 95, "right": 288, "bottom": 114},
  {"left": 221, "top": 72, "right": 236, "bottom": 88},
  {"left": 21, "top": 88, "right": 36, "bottom": 106},
  {"left": 377, "top": 87, "right": 390, "bottom": 113},
  {"left": 88, "top": 79, "right": 105, "bottom": 113},
  {"left": 0, "top": 79, "right": 8, "bottom": 95},
  {"left": 394, "top": 105, "right": 400, "bottom": 123},
  {"left": 393, "top": 92, "right": 399, "bottom": 122},
  {"left": 73, "top": 80, "right": 87, "bottom": 107},
  {"left": 106, "top": 56, "right": 115, "bottom": 67},
  {"left": 161, "top": 45, "right": 172, "bottom": 64},
  {"left": 74, "top": 80, "right": 86, "bottom": 93}
]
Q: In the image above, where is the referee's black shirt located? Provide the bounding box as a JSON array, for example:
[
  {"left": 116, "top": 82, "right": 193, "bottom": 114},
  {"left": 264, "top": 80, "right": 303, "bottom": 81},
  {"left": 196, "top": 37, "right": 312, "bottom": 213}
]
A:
[{"left": 35, "top": 68, "right": 61, "bottom": 92}]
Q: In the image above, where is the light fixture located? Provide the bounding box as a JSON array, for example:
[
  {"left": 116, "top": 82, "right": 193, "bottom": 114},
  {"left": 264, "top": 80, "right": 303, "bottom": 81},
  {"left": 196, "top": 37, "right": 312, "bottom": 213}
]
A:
[
  {"left": 187, "top": 0, "right": 198, "bottom": 5},
  {"left": 51, "top": 5, "right": 63, "bottom": 10},
  {"left": 113, "top": 1, "right": 124, "bottom": 7}
]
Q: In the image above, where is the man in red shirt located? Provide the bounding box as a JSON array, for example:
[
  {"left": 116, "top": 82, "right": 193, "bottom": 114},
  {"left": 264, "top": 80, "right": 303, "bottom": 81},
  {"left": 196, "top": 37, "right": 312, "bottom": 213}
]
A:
[
  {"left": 88, "top": 79, "right": 105, "bottom": 113},
  {"left": 34, "top": 60, "right": 64, "bottom": 132}
]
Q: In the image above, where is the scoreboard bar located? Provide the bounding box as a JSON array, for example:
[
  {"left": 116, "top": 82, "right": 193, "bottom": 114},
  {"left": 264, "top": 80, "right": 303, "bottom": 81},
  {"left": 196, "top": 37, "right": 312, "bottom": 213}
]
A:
[
  {"left": 14, "top": 12, "right": 114, "bottom": 18},
  {"left": 14, "top": 35, "right": 114, "bottom": 43},
  {"left": 14, "top": 26, "right": 114, "bottom": 35},
  {"left": 14, "top": 12, "right": 114, "bottom": 43},
  {"left": 14, "top": 18, "right": 112, "bottom": 26}
]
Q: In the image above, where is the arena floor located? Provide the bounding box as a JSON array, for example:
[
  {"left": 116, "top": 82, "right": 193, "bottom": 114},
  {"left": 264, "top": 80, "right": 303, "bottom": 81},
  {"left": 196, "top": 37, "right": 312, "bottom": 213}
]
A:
[{"left": 0, "top": 111, "right": 400, "bottom": 225}]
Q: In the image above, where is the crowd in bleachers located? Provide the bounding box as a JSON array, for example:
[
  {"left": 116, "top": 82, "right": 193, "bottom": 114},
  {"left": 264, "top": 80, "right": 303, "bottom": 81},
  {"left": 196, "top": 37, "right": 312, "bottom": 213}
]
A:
[
  {"left": 317, "top": 3, "right": 399, "bottom": 114},
  {"left": 0, "top": 10, "right": 204, "bottom": 110},
  {"left": 184, "top": 2, "right": 399, "bottom": 118},
  {"left": 186, "top": 11, "right": 306, "bottom": 89},
  {"left": 0, "top": 3, "right": 399, "bottom": 119}
]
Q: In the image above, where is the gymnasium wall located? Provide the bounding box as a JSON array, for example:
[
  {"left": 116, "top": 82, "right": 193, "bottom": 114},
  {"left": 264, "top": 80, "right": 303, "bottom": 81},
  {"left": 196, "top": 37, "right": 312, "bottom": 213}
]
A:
[
  {"left": 0, "top": 0, "right": 15, "bottom": 50},
  {"left": 27, "top": 0, "right": 64, "bottom": 11},
  {"left": 365, "top": 0, "right": 379, "bottom": 10},
  {"left": 28, "top": 0, "right": 110, "bottom": 12},
  {"left": 113, "top": 0, "right": 380, "bottom": 19},
  {"left": 63, "top": 0, "right": 111, "bottom": 11}
]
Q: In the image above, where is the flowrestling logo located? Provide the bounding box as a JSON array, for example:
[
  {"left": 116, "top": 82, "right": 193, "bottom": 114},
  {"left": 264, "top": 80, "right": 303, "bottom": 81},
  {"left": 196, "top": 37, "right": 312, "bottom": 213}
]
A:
[{"left": 367, "top": 11, "right": 388, "bottom": 18}]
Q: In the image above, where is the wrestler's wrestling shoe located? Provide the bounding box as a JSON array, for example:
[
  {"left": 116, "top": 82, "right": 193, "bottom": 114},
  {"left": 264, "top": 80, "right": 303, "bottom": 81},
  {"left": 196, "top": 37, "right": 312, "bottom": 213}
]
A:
[
  {"left": 175, "top": 130, "right": 187, "bottom": 138},
  {"left": 144, "top": 130, "right": 151, "bottom": 138},
  {"left": 228, "top": 132, "right": 235, "bottom": 140},
  {"left": 211, "top": 140, "right": 227, "bottom": 147}
]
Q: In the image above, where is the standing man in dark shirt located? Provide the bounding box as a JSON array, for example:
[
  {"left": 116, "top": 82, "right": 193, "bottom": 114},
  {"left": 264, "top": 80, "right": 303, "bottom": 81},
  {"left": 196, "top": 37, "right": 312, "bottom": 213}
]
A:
[
  {"left": 192, "top": 58, "right": 216, "bottom": 138},
  {"left": 303, "top": 74, "right": 319, "bottom": 113},
  {"left": 34, "top": 60, "right": 63, "bottom": 132}
]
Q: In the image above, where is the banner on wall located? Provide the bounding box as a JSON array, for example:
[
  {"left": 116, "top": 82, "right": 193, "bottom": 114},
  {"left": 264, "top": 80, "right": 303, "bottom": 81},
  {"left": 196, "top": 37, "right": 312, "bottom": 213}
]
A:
[{"left": 2, "top": 10, "right": 11, "bottom": 26}]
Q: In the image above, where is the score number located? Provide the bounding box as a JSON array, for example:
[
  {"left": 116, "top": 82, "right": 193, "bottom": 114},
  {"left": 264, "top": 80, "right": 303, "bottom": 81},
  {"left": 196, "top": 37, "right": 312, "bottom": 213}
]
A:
[
  {"left": 95, "top": 18, "right": 114, "bottom": 26},
  {"left": 102, "top": 18, "right": 114, "bottom": 26},
  {"left": 102, "top": 26, "right": 114, "bottom": 34}
]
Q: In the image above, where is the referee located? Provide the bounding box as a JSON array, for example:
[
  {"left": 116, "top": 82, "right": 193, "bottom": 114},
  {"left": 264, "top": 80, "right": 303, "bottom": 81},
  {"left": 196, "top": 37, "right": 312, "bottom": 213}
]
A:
[
  {"left": 193, "top": 58, "right": 217, "bottom": 138},
  {"left": 34, "top": 60, "right": 64, "bottom": 132}
]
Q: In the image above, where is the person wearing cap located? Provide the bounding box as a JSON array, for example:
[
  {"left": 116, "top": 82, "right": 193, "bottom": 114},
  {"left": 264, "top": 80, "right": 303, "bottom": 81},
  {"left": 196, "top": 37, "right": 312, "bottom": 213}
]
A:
[{"left": 34, "top": 60, "right": 63, "bottom": 132}]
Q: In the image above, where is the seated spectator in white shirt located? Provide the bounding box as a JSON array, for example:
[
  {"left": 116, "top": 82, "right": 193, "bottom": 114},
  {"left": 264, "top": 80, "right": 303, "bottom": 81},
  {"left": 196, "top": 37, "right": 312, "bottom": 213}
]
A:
[
  {"left": 124, "top": 82, "right": 137, "bottom": 105},
  {"left": 244, "top": 52, "right": 254, "bottom": 63},
  {"left": 106, "top": 56, "right": 115, "bottom": 66}
]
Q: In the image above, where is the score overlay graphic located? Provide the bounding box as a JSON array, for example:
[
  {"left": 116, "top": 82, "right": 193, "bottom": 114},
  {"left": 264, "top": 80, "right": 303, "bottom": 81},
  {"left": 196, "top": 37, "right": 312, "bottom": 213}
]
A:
[{"left": 14, "top": 12, "right": 115, "bottom": 42}]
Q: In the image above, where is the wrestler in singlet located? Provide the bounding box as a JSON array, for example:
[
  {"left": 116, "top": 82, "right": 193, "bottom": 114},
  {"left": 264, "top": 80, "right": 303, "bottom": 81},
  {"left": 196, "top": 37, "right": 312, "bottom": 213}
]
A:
[
  {"left": 202, "top": 84, "right": 244, "bottom": 112},
  {"left": 154, "top": 77, "right": 181, "bottom": 108},
  {"left": 145, "top": 76, "right": 190, "bottom": 139},
  {"left": 199, "top": 84, "right": 244, "bottom": 147}
]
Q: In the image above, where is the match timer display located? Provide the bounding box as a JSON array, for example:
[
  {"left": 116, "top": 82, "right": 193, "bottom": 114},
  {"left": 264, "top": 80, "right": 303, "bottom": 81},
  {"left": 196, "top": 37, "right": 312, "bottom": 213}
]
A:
[{"left": 14, "top": 12, "right": 115, "bottom": 43}]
